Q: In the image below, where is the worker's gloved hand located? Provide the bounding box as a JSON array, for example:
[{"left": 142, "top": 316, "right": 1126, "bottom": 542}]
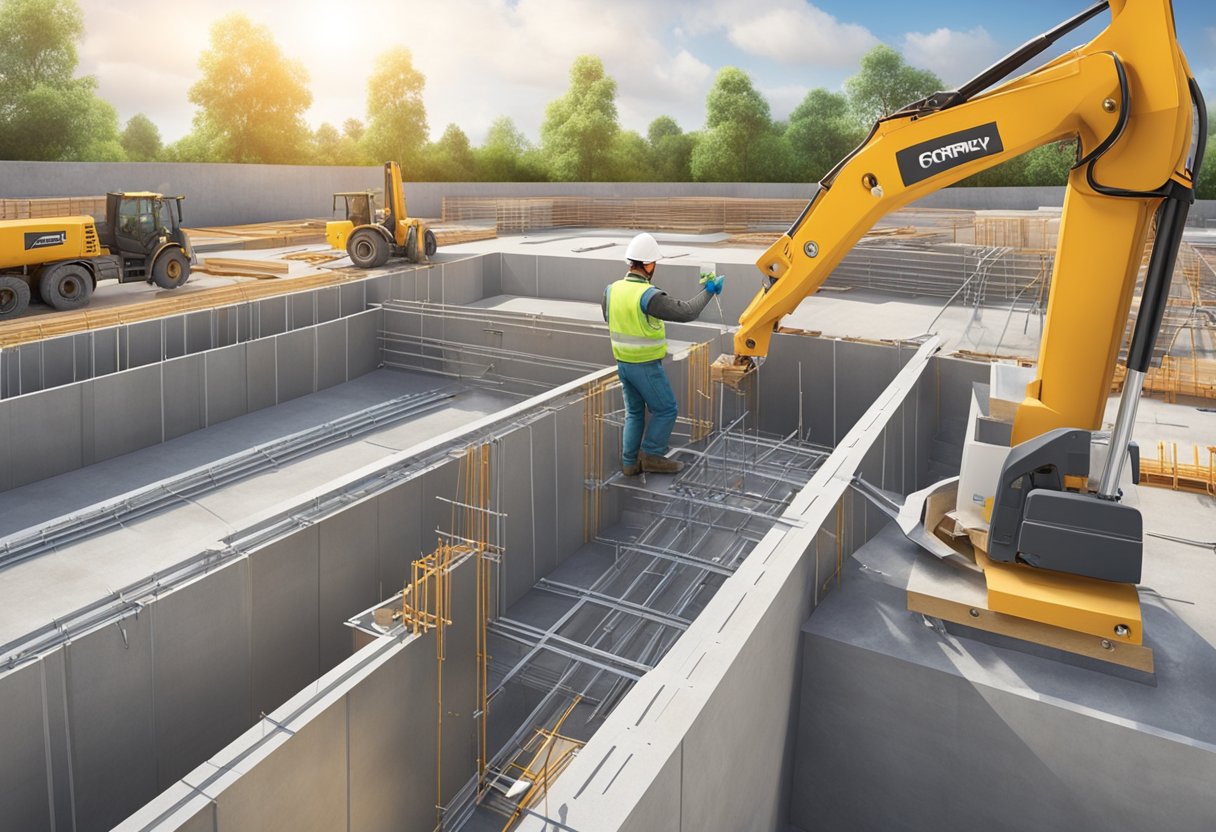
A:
[{"left": 699, "top": 272, "right": 725, "bottom": 295}]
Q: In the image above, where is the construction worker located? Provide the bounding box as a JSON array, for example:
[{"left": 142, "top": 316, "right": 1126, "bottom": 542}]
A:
[{"left": 603, "top": 232, "right": 725, "bottom": 476}]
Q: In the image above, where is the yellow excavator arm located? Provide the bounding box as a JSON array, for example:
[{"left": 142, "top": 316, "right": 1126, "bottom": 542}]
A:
[{"left": 736, "top": 0, "right": 1202, "bottom": 448}]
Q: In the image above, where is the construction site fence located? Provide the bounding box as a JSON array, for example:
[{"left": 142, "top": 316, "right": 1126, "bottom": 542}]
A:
[{"left": 441, "top": 195, "right": 977, "bottom": 237}]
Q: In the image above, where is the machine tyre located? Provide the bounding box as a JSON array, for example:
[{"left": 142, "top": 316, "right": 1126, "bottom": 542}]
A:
[
  {"left": 39, "top": 264, "right": 94, "bottom": 311},
  {"left": 348, "top": 229, "right": 390, "bottom": 268},
  {"left": 152, "top": 249, "right": 190, "bottom": 289},
  {"left": 423, "top": 228, "right": 437, "bottom": 257},
  {"left": 405, "top": 227, "right": 419, "bottom": 263},
  {"left": 0, "top": 275, "right": 31, "bottom": 320}
]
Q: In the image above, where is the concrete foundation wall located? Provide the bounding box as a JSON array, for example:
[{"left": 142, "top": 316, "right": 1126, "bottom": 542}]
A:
[
  {"left": 115, "top": 630, "right": 442, "bottom": 832},
  {"left": 0, "top": 347, "right": 621, "bottom": 832},
  {"left": 40, "top": 334, "right": 966, "bottom": 832},
  {"left": 511, "top": 340, "right": 944, "bottom": 832},
  {"left": 794, "top": 620, "right": 1216, "bottom": 832},
  {"left": 0, "top": 253, "right": 505, "bottom": 495},
  {"left": 0, "top": 481, "right": 403, "bottom": 832},
  {"left": 0, "top": 254, "right": 500, "bottom": 402},
  {"left": 0, "top": 308, "right": 381, "bottom": 493},
  {"left": 7, "top": 161, "right": 1205, "bottom": 226}
]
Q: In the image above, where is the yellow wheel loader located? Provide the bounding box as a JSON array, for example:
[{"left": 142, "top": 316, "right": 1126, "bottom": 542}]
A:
[
  {"left": 0, "top": 192, "right": 194, "bottom": 321},
  {"left": 326, "top": 161, "right": 437, "bottom": 269}
]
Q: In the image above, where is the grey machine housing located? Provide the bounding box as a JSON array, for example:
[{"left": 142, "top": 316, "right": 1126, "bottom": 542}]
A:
[{"left": 987, "top": 428, "right": 1143, "bottom": 584}]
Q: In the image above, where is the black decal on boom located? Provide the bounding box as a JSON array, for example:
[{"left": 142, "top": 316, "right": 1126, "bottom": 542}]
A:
[{"left": 896, "top": 123, "right": 1004, "bottom": 186}]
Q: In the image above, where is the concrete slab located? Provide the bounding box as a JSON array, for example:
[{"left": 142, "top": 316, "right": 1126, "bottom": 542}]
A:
[
  {"left": 794, "top": 520, "right": 1216, "bottom": 832},
  {"left": 0, "top": 369, "right": 518, "bottom": 647}
]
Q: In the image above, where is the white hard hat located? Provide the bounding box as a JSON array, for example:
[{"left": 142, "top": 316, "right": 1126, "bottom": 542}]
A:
[{"left": 625, "top": 232, "right": 663, "bottom": 264}]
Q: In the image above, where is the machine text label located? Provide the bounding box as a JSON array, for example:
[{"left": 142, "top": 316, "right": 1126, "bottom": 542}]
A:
[
  {"left": 24, "top": 231, "right": 67, "bottom": 250},
  {"left": 896, "top": 123, "right": 1004, "bottom": 186}
]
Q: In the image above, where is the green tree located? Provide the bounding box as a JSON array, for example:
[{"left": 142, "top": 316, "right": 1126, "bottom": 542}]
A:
[
  {"left": 310, "top": 121, "right": 368, "bottom": 166},
  {"left": 845, "top": 45, "right": 943, "bottom": 125},
  {"left": 1022, "top": 141, "right": 1077, "bottom": 185},
  {"left": 420, "top": 123, "right": 476, "bottom": 181},
  {"left": 607, "top": 130, "right": 654, "bottom": 181},
  {"left": 785, "top": 89, "right": 863, "bottom": 182},
  {"left": 475, "top": 116, "right": 534, "bottom": 181},
  {"left": 541, "top": 56, "right": 620, "bottom": 181},
  {"left": 959, "top": 140, "right": 1077, "bottom": 187},
  {"left": 77, "top": 98, "right": 125, "bottom": 160},
  {"left": 343, "top": 118, "right": 365, "bottom": 143},
  {"left": 956, "top": 153, "right": 1027, "bottom": 186},
  {"left": 161, "top": 122, "right": 225, "bottom": 163},
  {"left": 647, "top": 116, "right": 693, "bottom": 181},
  {"left": 363, "top": 47, "right": 428, "bottom": 170},
  {"left": 121, "top": 113, "right": 162, "bottom": 161},
  {"left": 186, "top": 13, "right": 312, "bottom": 163},
  {"left": 0, "top": 0, "right": 124, "bottom": 160},
  {"left": 1195, "top": 133, "right": 1214, "bottom": 200},
  {"left": 691, "top": 67, "right": 776, "bottom": 181}
]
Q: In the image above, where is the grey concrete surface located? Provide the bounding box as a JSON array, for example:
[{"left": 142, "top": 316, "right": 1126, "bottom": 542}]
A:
[
  {"left": 0, "top": 336, "right": 619, "bottom": 832},
  {"left": 113, "top": 628, "right": 441, "bottom": 832},
  {"left": 0, "top": 308, "right": 386, "bottom": 492},
  {"left": 512, "top": 340, "right": 943, "bottom": 832},
  {"left": 0, "top": 369, "right": 519, "bottom": 643},
  {"left": 793, "top": 520, "right": 1216, "bottom": 832},
  {"left": 0, "top": 210, "right": 1211, "bottom": 832},
  {"left": 0, "top": 377, "right": 517, "bottom": 831}
]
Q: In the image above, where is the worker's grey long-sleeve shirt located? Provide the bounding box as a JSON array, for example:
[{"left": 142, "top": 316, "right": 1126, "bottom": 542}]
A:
[{"left": 601, "top": 278, "right": 713, "bottom": 323}]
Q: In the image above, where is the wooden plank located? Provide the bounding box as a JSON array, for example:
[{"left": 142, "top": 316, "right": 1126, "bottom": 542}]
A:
[{"left": 199, "top": 257, "right": 290, "bottom": 274}]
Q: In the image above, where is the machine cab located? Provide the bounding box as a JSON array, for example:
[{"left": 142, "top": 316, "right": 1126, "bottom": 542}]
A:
[
  {"left": 332, "top": 191, "right": 379, "bottom": 229},
  {"left": 103, "top": 192, "right": 189, "bottom": 257}
]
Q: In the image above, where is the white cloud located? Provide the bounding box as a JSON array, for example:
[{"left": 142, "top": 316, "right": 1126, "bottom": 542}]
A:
[
  {"left": 74, "top": 0, "right": 717, "bottom": 144},
  {"left": 70, "top": 0, "right": 906, "bottom": 145},
  {"left": 77, "top": 3, "right": 209, "bottom": 139},
  {"left": 407, "top": 0, "right": 715, "bottom": 139},
  {"left": 704, "top": 1, "right": 879, "bottom": 68},
  {"left": 902, "top": 26, "right": 998, "bottom": 86},
  {"left": 759, "top": 84, "right": 811, "bottom": 120}
]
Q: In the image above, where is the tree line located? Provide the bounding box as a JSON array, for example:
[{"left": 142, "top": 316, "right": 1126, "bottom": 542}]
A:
[{"left": 1, "top": 0, "right": 1213, "bottom": 196}]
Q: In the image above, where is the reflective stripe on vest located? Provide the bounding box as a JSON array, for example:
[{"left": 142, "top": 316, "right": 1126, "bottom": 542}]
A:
[{"left": 606, "top": 277, "right": 666, "bottom": 363}]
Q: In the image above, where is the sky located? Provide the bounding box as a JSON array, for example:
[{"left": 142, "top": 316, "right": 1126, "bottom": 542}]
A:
[{"left": 75, "top": 0, "right": 1216, "bottom": 146}]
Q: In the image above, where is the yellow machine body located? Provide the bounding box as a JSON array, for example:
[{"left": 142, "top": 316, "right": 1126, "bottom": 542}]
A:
[
  {"left": 733, "top": 0, "right": 1200, "bottom": 644},
  {"left": 738, "top": 0, "right": 1193, "bottom": 440},
  {"left": 0, "top": 216, "right": 102, "bottom": 271},
  {"left": 328, "top": 162, "right": 434, "bottom": 268},
  {"left": 325, "top": 219, "right": 355, "bottom": 252}
]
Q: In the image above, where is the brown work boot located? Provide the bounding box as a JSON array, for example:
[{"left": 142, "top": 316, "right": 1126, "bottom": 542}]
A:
[
  {"left": 640, "top": 451, "right": 684, "bottom": 474},
  {"left": 622, "top": 460, "right": 641, "bottom": 476}
]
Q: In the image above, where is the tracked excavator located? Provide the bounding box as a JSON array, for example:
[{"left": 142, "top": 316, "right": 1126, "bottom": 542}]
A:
[{"left": 730, "top": 0, "right": 1205, "bottom": 664}]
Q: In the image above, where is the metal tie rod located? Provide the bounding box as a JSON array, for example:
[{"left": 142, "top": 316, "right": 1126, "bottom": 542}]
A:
[
  {"left": 489, "top": 625, "right": 645, "bottom": 682},
  {"left": 607, "top": 478, "right": 807, "bottom": 528},
  {"left": 536, "top": 579, "right": 691, "bottom": 630},
  {"left": 491, "top": 617, "right": 655, "bottom": 675},
  {"left": 593, "top": 534, "right": 738, "bottom": 577}
]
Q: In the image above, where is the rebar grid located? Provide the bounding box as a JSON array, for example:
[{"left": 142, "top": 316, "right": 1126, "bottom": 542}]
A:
[{"left": 452, "top": 422, "right": 826, "bottom": 831}]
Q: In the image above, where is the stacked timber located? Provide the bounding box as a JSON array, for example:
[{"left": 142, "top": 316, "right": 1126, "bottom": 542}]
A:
[
  {"left": 186, "top": 219, "right": 328, "bottom": 250},
  {"left": 0, "top": 196, "right": 106, "bottom": 220},
  {"left": 196, "top": 257, "right": 291, "bottom": 279},
  {"left": 0, "top": 268, "right": 372, "bottom": 347}
]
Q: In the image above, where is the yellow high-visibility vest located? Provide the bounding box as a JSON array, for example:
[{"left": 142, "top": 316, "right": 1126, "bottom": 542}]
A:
[{"left": 606, "top": 276, "right": 666, "bottom": 363}]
